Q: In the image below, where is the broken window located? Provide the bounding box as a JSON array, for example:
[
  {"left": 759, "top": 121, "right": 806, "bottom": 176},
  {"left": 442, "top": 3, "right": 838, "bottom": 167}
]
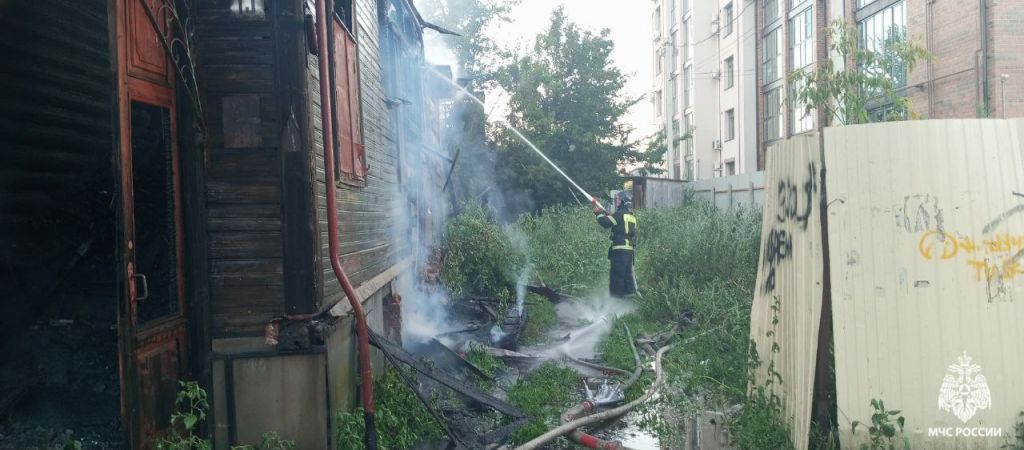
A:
[{"left": 230, "top": 0, "right": 265, "bottom": 18}]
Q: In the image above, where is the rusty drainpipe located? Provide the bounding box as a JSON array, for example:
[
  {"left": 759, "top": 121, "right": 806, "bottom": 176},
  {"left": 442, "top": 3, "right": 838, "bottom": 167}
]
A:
[{"left": 313, "top": 0, "right": 377, "bottom": 447}]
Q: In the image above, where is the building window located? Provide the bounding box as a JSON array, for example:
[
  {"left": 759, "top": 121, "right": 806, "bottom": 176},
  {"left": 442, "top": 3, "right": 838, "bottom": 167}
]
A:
[
  {"left": 669, "top": 76, "right": 678, "bottom": 118},
  {"left": 764, "top": 87, "right": 783, "bottom": 141},
  {"left": 725, "top": 160, "right": 736, "bottom": 176},
  {"left": 672, "top": 118, "right": 681, "bottom": 140},
  {"left": 653, "top": 7, "right": 661, "bottom": 40},
  {"left": 655, "top": 48, "right": 663, "bottom": 75},
  {"left": 789, "top": 79, "right": 814, "bottom": 134},
  {"left": 682, "top": 18, "right": 691, "bottom": 61},
  {"left": 764, "top": 0, "right": 781, "bottom": 24},
  {"left": 762, "top": 27, "right": 782, "bottom": 85},
  {"left": 724, "top": 56, "right": 734, "bottom": 89},
  {"left": 332, "top": 15, "right": 366, "bottom": 183},
  {"left": 722, "top": 3, "right": 733, "bottom": 36},
  {"left": 857, "top": 0, "right": 881, "bottom": 7},
  {"left": 858, "top": 1, "right": 908, "bottom": 90},
  {"left": 669, "top": 0, "right": 677, "bottom": 29},
  {"left": 789, "top": 7, "right": 814, "bottom": 70},
  {"left": 683, "top": 65, "right": 692, "bottom": 109},
  {"left": 725, "top": 109, "right": 735, "bottom": 141},
  {"left": 684, "top": 112, "right": 694, "bottom": 155},
  {"left": 654, "top": 90, "right": 663, "bottom": 117},
  {"left": 231, "top": 0, "right": 265, "bottom": 17},
  {"left": 671, "top": 31, "right": 679, "bottom": 72}
]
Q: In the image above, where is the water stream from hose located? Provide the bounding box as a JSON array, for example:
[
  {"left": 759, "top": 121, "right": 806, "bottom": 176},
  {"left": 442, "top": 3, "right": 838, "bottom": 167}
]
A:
[{"left": 424, "top": 66, "right": 606, "bottom": 211}]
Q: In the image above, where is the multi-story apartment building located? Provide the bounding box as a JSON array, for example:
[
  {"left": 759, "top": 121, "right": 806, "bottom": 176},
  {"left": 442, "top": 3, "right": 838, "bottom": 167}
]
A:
[
  {"left": 756, "top": 0, "right": 1023, "bottom": 168},
  {"left": 651, "top": 0, "right": 757, "bottom": 181}
]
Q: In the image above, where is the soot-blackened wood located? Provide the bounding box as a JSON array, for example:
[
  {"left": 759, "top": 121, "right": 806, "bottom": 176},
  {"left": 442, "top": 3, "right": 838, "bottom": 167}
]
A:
[
  {"left": 198, "top": 7, "right": 286, "bottom": 337},
  {"left": 368, "top": 330, "right": 526, "bottom": 419},
  {"left": 277, "top": 0, "right": 319, "bottom": 315}
]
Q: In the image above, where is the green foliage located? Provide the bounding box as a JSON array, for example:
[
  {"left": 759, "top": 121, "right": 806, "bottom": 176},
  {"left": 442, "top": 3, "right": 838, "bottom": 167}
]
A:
[
  {"left": 506, "top": 362, "right": 581, "bottom": 445},
  {"left": 231, "top": 433, "right": 297, "bottom": 450},
  {"left": 734, "top": 386, "right": 795, "bottom": 450},
  {"left": 789, "top": 19, "right": 931, "bottom": 125},
  {"left": 441, "top": 206, "right": 527, "bottom": 313},
  {"left": 515, "top": 205, "right": 608, "bottom": 295},
  {"left": 520, "top": 294, "right": 557, "bottom": 344},
  {"left": 465, "top": 343, "right": 505, "bottom": 390},
  {"left": 635, "top": 202, "right": 761, "bottom": 297},
  {"left": 852, "top": 399, "right": 909, "bottom": 450},
  {"left": 1004, "top": 411, "right": 1024, "bottom": 449},
  {"left": 733, "top": 298, "right": 793, "bottom": 450},
  {"left": 335, "top": 367, "right": 445, "bottom": 450},
  {"left": 156, "top": 381, "right": 296, "bottom": 450},
  {"left": 156, "top": 381, "right": 212, "bottom": 450},
  {"left": 492, "top": 7, "right": 638, "bottom": 212}
]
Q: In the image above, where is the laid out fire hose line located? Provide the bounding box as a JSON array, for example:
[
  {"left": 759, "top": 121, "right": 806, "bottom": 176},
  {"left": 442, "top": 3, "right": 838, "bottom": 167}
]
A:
[
  {"left": 562, "top": 324, "right": 643, "bottom": 449},
  {"left": 515, "top": 343, "right": 674, "bottom": 450}
]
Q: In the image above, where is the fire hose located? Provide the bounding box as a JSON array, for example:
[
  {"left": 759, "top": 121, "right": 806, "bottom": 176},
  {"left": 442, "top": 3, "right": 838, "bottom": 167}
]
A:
[
  {"left": 561, "top": 324, "right": 643, "bottom": 449},
  {"left": 514, "top": 344, "right": 674, "bottom": 450}
]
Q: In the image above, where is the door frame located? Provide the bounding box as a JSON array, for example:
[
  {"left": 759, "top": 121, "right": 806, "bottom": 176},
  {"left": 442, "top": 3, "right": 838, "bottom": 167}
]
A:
[{"left": 112, "top": 0, "right": 190, "bottom": 446}]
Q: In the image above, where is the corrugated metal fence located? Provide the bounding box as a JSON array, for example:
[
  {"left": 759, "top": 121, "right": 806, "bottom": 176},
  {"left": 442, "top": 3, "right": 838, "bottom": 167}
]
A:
[{"left": 751, "top": 119, "right": 1024, "bottom": 449}]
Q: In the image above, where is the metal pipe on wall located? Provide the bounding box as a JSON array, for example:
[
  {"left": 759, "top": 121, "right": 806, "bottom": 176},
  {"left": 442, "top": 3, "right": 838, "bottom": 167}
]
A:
[
  {"left": 980, "top": 0, "right": 989, "bottom": 114},
  {"left": 313, "top": 0, "right": 378, "bottom": 447}
]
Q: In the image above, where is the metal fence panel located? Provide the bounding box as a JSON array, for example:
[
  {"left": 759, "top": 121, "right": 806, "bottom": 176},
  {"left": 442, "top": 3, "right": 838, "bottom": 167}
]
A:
[
  {"left": 749, "top": 133, "right": 825, "bottom": 450},
  {"left": 825, "top": 120, "right": 1024, "bottom": 448}
]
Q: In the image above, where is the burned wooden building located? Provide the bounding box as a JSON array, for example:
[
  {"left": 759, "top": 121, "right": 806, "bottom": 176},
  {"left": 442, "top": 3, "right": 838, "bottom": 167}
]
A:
[{"left": 0, "top": 0, "right": 453, "bottom": 447}]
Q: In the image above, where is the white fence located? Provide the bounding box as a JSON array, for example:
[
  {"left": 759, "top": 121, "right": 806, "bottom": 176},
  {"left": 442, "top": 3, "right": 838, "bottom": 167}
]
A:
[{"left": 630, "top": 172, "right": 766, "bottom": 210}]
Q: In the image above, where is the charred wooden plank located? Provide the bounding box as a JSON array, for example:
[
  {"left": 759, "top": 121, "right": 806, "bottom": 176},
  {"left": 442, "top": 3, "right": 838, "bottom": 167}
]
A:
[{"left": 368, "top": 330, "right": 526, "bottom": 418}]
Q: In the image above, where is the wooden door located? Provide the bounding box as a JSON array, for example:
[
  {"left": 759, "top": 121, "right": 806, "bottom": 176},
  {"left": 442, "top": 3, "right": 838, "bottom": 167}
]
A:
[{"left": 115, "top": 0, "right": 189, "bottom": 447}]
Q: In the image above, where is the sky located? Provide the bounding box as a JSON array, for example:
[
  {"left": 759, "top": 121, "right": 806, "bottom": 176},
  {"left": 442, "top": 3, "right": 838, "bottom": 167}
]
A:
[{"left": 425, "top": 0, "right": 656, "bottom": 139}]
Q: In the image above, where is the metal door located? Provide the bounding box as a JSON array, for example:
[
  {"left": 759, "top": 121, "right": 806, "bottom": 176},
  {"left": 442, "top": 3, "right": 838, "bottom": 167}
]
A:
[{"left": 115, "top": 0, "right": 189, "bottom": 447}]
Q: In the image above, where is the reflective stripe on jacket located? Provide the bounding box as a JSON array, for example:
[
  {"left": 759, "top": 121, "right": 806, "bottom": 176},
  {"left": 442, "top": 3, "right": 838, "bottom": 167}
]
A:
[{"left": 597, "top": 210, "right": 637, "bottom": 251}]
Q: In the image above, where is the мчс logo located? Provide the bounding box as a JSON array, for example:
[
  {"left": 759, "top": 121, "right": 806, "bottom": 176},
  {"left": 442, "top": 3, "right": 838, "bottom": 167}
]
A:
[{"left": 938, "top": 352, "right": 992, "bottom": 423}]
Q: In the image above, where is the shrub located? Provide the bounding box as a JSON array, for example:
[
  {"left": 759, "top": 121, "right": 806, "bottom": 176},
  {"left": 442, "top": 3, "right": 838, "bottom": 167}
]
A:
[
  {"left": 441, "top": 206, "right": 527, "bottom": 313},
  {"left": 335, "top": 367, "right": 445, "bottom": 449}
]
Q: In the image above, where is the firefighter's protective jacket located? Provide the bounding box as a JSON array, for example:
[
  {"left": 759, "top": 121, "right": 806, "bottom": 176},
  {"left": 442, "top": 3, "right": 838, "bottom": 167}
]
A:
[{"left": 597, "top": 210, "right": 637, "bottom": 252}]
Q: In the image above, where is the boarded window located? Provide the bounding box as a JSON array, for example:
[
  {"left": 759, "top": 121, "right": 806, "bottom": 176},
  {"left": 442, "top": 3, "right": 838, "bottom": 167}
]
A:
[{"left": 332, "top": 15, "right": 365, "bottom": 183}]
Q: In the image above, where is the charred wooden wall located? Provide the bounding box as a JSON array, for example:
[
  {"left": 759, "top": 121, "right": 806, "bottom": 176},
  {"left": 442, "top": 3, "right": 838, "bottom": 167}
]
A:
[
  {"left": 311, "top": 0, "right": 404, "bottom": 311},
  {"left": 197, "top": 3, "right": 286, "bottom": 338},
  {"left": 0, "top": 0, "right": 116, "bottom": 337}
]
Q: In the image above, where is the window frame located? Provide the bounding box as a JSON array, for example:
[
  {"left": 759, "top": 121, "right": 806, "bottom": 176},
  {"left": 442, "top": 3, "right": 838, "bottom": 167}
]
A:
[
  {"left": 722, "top": 3, "right": 734, "bottom": 37},
  {"left": 724, "top": 56, "right": 734, "bottom": 89},
  {"left": 725, "top": 108, "right": 736, "bottom": 141},
  {"left": 330, "top": 6, "right": 367, "bottom": 185}
]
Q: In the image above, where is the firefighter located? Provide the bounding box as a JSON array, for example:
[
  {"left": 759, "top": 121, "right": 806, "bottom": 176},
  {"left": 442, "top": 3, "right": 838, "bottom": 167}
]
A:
[{"left": 594, "top": 191, "right": 638, "bottom": 298}]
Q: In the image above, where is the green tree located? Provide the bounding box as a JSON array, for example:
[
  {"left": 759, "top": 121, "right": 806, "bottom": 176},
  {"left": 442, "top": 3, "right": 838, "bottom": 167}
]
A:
[
  {"left": 491, "top": 8, "right": 637, "bottom": 212},
  {"left": 789, "top": 19, "right": 930, "bottom": 125}
]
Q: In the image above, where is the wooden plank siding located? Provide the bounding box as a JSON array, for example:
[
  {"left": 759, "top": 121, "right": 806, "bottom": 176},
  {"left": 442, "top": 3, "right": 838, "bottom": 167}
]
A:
[
  {"left": 197, "top": 8, "right": 285, "bottom": 338},
  {"left": 310, "top": 0, "right": 405, "bottom": 311}
]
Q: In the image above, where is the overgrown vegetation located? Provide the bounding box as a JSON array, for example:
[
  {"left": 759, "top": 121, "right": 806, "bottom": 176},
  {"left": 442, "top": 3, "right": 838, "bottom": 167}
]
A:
[
  {"left": 516, "top": 205, "right": 608, "bottom": 296},
  {"left": 505, "top": 362, "right": 581, "bottom": 446},
  {"left": 1005, "top": 411, "right": 1024, "bottom": 449},
  {"left": 156, "top": 381, "right": 296, "bottom": 450},
  {"left": 520, "top": 293, "right": 557, "bottom": 344},
  {"left": 851, "top": 399, "right": 908, "bottom": 450},
  {"left": 335, "top": 367, "right": 446, "bottom": 450},
  {"left": 465, "top": 343, "right": 505, "bottom": 391},
  {"left": 440, "top": 206, "right": 527, "bottom": 317}
]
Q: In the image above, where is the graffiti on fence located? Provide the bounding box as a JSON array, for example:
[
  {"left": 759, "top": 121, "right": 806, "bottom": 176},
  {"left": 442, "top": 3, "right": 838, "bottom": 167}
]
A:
[
  {"left": 762, "top": 162, "right": 819, "bottom": 294},
  {"left": 918, "top": 229, "right": 1024, "bottom": 300}
]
